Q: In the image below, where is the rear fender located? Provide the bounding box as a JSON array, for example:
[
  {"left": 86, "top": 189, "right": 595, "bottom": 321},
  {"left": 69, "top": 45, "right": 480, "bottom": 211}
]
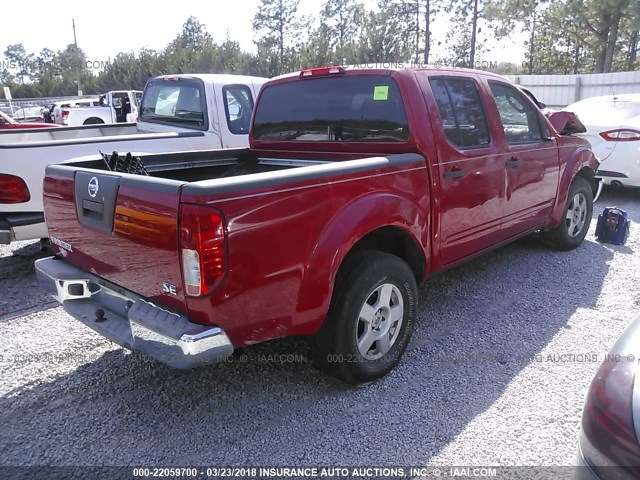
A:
[
  {"left": 549, "top": 145, "right": 599, "bottom": 226},
  {"left": 293, "top": 193, "right": 428, "bottom": 334}
]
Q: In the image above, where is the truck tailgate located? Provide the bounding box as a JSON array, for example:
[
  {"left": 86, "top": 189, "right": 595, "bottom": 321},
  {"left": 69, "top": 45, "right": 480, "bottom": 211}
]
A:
[{"left": 43, "top": 165, "right": 187, "bottom": 314}]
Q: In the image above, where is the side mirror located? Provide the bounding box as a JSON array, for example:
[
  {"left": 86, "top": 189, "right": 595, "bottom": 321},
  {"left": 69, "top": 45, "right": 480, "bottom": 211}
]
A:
[
  {"left": 538, "top": 102, "right": 547, "bottom": 109},
  {"left": 0, "top": 117, "right": 5, "bottom": 125},
  {"left": 112, "top": 98, "right": 122, "bottom": 108}
]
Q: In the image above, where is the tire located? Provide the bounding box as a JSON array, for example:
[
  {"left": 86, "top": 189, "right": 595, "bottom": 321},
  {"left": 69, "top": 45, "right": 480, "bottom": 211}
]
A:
[
  {"left": 83, "top": 118, "right": 105, "bottom": 125},
  {"left": 312, "top": 250, "right": 418, "bottom": 385},
  {"left": 541, "top": 176, "right": 593, "bottom": 250}
]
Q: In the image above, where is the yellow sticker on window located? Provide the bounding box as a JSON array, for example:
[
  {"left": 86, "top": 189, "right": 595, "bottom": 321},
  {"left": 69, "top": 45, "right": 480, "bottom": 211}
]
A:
[{"left": 373, "top": 86, "right": 389, "bottom": 101}]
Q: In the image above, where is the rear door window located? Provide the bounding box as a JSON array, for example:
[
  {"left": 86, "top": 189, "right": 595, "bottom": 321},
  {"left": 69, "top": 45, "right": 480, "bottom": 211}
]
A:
[
  {"left": 140, "top": 78, "right": 208, "bottom": 130},
  {"left": 429, "top": 77, "right": 490, "bottom": 148},
  {"left": 223, "top": 85, "right": 254, "bottom": 135},
  {"left": 253, "top": 75, "right": 409, "bottom": 142}
]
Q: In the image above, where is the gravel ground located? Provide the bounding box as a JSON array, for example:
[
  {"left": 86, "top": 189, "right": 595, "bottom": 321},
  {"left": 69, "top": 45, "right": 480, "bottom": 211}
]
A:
[{"left": 1, "top": 187, "right": 639, "bottom": 468}]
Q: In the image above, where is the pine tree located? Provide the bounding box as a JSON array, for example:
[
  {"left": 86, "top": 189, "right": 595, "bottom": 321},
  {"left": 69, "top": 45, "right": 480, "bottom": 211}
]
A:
[{"left": 253, "top": 0, "right": 307, "bottom": 75}]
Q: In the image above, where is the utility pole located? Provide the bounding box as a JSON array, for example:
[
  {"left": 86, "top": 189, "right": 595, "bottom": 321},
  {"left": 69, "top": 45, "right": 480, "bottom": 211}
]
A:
[
  {"left": 469, "top": 0, "right": 478, "bottom": 67},
  {"left": 528, "top": 13, "right": 535, "bottom": 74},
  {"left": 424, "top": 0, "right": 430, "bottom": 64},
  {"left": 72, "top": 18, "right": 82, "bottom": 96},
  {"left": 415, "top": 0, "right": 420, "bottom": 64}
]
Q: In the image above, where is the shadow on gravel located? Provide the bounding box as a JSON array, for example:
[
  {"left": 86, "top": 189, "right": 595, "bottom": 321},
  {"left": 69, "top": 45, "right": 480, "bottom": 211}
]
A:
[
  {"left": 0, "top": 241, "right": 49, "bottom": 316},
  {"left": 0, "top": 241, "right": 46, "bottom": 280},
  {"left": 597, "top": 243, "right": 634, "bottom": 255},
  {"left": 0, "top": 213, "right": 618, "bottom": 466}
]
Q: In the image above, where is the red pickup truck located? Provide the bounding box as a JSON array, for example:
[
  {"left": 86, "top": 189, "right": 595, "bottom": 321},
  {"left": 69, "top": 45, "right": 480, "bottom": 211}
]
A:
[
  {"left": 0, "top": 111, "right": 59, "bottom": 129},
  {"left": 36, "top": 66, "right": 599, "bottom": 384}
]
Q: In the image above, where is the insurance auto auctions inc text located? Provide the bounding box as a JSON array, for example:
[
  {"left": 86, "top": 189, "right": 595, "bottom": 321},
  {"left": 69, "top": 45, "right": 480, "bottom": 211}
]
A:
[{"left": 255, "top": 467, "right": 497, "bottom": 477}]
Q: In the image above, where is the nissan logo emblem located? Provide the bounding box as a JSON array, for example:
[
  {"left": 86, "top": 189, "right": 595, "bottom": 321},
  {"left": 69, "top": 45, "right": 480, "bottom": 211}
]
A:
[{"left": 88, "top": 177, "right": 99, "bottom": 198}]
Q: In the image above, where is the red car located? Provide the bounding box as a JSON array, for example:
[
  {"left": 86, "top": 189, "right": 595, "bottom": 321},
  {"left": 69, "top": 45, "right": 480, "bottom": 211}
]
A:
[
  {"left": 35, "top": 66, "right": 599, "bottom": 384},
  {"left": 0, "top": 110, "right": 59, "bottom": 129}
]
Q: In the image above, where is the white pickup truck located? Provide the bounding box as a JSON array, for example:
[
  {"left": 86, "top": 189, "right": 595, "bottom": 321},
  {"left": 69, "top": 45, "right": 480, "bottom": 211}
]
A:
[
  {"left": 59, "top": 90, "right": 143, "bottom": 126},
  {"left": 0, "top": 73, "right": 267, "bottom": 245},
  {"left": 51, "top": 98, "right": 100, "bottom": 124}
]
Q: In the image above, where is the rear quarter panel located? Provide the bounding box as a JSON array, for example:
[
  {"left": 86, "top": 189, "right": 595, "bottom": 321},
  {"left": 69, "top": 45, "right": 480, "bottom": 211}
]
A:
[{"left": 180, "top": 156, "right": 430, "bottom": 346}]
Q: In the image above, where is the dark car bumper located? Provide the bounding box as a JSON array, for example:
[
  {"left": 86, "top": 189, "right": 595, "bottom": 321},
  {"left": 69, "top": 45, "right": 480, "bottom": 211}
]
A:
[{"left": 575, "top": 445, "right": 601, "bottom": 480}]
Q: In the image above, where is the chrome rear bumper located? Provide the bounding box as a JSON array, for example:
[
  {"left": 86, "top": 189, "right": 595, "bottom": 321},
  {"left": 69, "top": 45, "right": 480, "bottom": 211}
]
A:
[{"left": 35, "top": 256, "right": 233, "bottom": 369}]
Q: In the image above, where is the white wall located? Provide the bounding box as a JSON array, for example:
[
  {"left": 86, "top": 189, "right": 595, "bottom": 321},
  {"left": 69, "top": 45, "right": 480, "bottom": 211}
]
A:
[{"left": 506, "top": 71, "right": 640, "bottom": 108}]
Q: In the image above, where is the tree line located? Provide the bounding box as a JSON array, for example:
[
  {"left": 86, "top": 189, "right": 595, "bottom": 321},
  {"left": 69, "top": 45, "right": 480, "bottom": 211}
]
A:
[{"left": 1, "top": 0, "right": 638, "bottom": 98}]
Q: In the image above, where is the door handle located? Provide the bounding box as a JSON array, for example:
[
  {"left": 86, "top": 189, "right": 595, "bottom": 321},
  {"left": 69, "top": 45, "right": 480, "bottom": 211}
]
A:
[
  {"left": 506, "top": 157, "right": 521, "bottom": 169},
  {"left": 443, "top": 168, "right": 465, "bottom": 179}
]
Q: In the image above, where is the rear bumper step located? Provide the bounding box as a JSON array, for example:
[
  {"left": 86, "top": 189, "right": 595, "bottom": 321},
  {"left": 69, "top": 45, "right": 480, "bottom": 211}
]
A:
[{"left": 35, "top": 256, "right": 233, "bottom": 369}]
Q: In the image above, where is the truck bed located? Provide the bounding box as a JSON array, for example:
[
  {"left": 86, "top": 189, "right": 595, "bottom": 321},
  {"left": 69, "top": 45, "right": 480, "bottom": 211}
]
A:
[
  {"left": 0, "top": 123, "right": 207, "bottom": 148},
  {"left": 66, "top": 149, "right": 427, "bottom": 195},
  {"left": 69, "top": 148, "right": 328, "bottom": 183},
  {"left": 0, "top": 123, "right": 139, "bottom": 145}
]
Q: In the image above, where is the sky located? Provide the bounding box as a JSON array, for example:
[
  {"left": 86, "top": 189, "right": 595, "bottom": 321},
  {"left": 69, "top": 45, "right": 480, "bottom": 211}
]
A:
[{"left": 0, "top": 0, "right": 527, "bottom": 70}]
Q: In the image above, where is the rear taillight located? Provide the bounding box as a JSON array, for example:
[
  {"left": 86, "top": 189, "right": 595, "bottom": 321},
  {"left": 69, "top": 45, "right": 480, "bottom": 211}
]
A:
[
  {"left": 599, "top": 129, "right": 640, "bottom": 141},
  {"left": 179, "top": 204, "right": 226, "bottom": 297},
  {"left": 61, "top": 110, "right": 70, "bottom": 118},
  {"left": 0, "top": 174, "right": 30, "bottom": 203},
  {"left": 581, "top": 356, "right": 640, "bottom": 471}
]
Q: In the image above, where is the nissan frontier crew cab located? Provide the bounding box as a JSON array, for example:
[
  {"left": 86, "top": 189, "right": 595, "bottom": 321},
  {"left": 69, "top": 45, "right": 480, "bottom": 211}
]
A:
[{"left": 35, "top": 66, "right": 599, "bottom": 385}]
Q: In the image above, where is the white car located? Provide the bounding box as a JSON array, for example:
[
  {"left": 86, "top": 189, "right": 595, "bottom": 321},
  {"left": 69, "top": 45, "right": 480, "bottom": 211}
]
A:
[{"left": 564, "top": 94, "right": 640, "bottom": 188}]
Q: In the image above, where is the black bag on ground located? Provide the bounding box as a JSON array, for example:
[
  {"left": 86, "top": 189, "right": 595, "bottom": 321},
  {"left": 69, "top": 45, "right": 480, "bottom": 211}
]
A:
[{"left": 595, "top": 207, "right": 630, "bottom": 245}]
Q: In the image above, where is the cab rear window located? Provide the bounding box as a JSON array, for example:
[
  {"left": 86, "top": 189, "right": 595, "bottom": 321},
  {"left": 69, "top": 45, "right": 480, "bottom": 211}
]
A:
[
  {"left": 252, "top": 76, "right": 409, "bottom": 142},
  {"left": 139, "top": 79, "right": 207, "bottom": 130}
]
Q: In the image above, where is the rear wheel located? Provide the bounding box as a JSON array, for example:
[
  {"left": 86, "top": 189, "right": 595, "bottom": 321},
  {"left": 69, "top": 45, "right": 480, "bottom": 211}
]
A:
[
  {"left": 312, "top": 250, "right": 417, "bottom": 385},
  {"left": 541, "top": 176, "right": 593, "bottom": 250}
]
